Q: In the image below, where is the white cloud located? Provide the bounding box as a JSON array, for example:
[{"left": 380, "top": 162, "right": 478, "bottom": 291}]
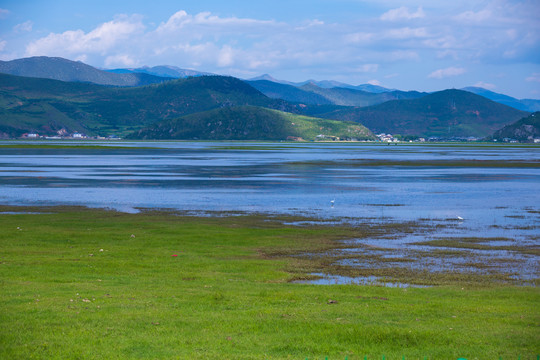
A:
[
  {"left": 356, "top": 64, "right": 379, "bottom": 73},
  {"left": 423, "top": 36, "right": 457, "bottom": 50},
  {"left": 217, "top": 45, "right": 234, "bottom": 67},
  {"left": 15, "top": 5, "right": 538, "bottom": 89},
  {"left": 74, "top": 54, "right": 88, "bottom": 63},
  {"left": 0, "top": 8, "right": 9, "bottom": 19},
  {"left": 156, "top": 10, "right": 277, "bottom": 34},
  {"left": 105, "top": 54, "right": 137, "bottom": 67},
  {"left": 474, "top": 81, "right": 496, "bottom": 90},
  {"left": 26, "top": 15, "right": 144, "bottom": 57},
  {"left": 454, "top": 9, "right": 492, "bottom": 23},
  {"left": 384, "top": 27, "right": 428, "bottom": 39},
  {"left": 436, "top": 50, "right": 458, "bottom": 60},
  {"left": 389, "top": 50, "right": 419, "bottom": 61},
  {"left": 344, "top": 32, "right": 374, "bottom": 44},
  {"left": 367, "top": 79, "right": 381, "bottom": 86},
  {"left": 380, "top": 7, "right": 425, "bottom": 21},
  {"left": 428, "top": 67, "right": 466, "bottom": 79},
  {"left": 0, "top": 40, "right": 6, "bottom": 51},
  {"left": 14, "top": 21, "right": 33, "bottom": 33},
  {"left": 526, "top": 73, "right": 540, "bottom": 83}
]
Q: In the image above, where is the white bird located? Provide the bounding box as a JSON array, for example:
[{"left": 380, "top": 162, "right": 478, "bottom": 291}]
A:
[{"left": 330, "top": 199, "right": 335, "bottom": 208}]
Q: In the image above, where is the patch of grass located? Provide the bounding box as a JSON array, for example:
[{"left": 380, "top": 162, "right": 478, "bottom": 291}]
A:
[{"left": 0, "top": 207, "right": 538, "bottom": 359}]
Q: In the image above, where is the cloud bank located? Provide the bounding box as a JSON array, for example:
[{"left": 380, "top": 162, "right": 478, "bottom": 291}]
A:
[{"left": 18, "top": 2, "right": 538, "bottom": 77}]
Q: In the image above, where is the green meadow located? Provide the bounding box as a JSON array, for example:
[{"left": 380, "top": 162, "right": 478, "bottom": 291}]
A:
[{"left": 0, "top": 207, "right": 538, "bottom": 359}]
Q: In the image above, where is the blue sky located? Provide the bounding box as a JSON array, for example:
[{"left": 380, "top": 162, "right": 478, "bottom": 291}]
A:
[{"left": 0, "top": 0, "right": 539, "bottom": 99}]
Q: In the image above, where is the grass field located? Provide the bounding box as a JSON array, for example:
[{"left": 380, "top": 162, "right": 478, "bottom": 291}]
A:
[{"left": 0, "top": 206, "right": 538, "bottom": 359}]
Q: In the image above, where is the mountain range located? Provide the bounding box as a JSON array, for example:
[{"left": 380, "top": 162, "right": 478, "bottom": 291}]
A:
[
  {"left": 0, "top": 56, "right": 537, "bottom": 141},
  {"left": 0, "top": 57, "right": 177, "bottom": 87},
  {"left": 106, "top": 65, "right": 212, "bottom": 79}
]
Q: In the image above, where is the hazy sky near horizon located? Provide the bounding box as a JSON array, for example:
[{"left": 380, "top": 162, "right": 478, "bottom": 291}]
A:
[{"left": 0, "top": 0, "right": 539, "bottom": 99}]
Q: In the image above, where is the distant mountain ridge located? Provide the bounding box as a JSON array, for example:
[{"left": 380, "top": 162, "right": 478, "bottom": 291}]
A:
[
  {"left": 461, "top": 87, "right": 540, "bottom": 113},
  {"left": 0, "top": 56, "right": 174, "bottom": 87},
  {"left": 248, "top": 73, "right": 539, "bottom": 112},
  {"left": 247, "top": 74, "right": 392, "bottom": 92},
  {"left": 106, "top": 65, "right": 213, "bottom": 78},
  {"left": 247, "top": 80, "right": 425, "bottom": 107},
  {"left": 1, "top": 56, "right": 537, "bottom": 112}
]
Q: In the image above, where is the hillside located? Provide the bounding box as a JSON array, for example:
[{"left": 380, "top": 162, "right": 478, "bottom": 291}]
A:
[
  {"left": 490, "top": 112, "right": 540, "bottom": 142},
  {"left": 0, "top": 73, "right": 283, "bottom": 138},
  {"left": 0, "top": 56, "right": 174, "bottom": 87},
  {"left": 129, "top": 106, "right": 375, "bottom": 141},
  {"left": 319, "top": 89, "right": 529, "bottom": 138}
]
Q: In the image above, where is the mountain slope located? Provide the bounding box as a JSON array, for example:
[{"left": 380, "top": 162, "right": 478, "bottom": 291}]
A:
[
  {"left": 490, "top": 112, "right": 540, "bottom": 142},
  {"left": 129, "top": 105, "right": 375, "bottom": 141},
  {"left": 0, "top": 73, "right": 281, "bottom": 137},
  {"left": 0, "top": 56, "right": 174, "bottom": 87},
  {"left": 319, "top": 89, "right": 529, "bottom": 138}
]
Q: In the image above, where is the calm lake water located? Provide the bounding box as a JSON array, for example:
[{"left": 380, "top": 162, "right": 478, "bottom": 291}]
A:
[{"left": 1, "top": 141, "right": 538, "bottom": 283}]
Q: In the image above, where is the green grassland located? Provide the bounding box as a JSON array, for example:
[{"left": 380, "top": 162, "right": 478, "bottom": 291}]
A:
[{"left": 0, "top": 207, "right": 538, "bottom": 359}]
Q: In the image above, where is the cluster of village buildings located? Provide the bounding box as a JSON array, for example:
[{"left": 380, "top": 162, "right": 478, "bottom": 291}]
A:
[
  {"left": 376, "top": 133, "right": 426, "bottom": 142},
  {"left": 21, "top": 129, "right": 120, "bottom": 140}
]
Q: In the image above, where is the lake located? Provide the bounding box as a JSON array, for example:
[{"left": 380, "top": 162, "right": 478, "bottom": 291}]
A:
[{"left": 1, "top": 141, "right": 538, "bottom": 283}]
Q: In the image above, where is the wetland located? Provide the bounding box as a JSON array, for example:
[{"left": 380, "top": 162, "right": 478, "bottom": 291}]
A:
[
  {"left": 0, "top": 140, "right": 538, "bottom": 286},
  {"left": 1, "top": 141, "right": 539, "bottom": 358}
]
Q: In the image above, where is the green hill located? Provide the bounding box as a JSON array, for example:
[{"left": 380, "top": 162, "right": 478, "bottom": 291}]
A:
[
  {"left": 490, "top": 112, "right": 540, "bottom": 142},
  {"left": 319, "top": 89, "right": 529, "bottom": 138},
  {"left": 0, "top": 73, "right": 283, "bottom": 138},
  {"left": 128, "top": 106, "right": 375, "bottom": 141}
]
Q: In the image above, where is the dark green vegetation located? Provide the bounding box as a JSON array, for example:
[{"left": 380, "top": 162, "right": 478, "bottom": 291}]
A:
[
  {"left": 0, "top": 206, "right": 538, "bottom": 359},
  {"left": 490, "top": 112, "right": 540, "bottom": 142},
  {"left": 0, "top": 56, "right": 174, "bottom": 87},
  {"left": 0, "top": 73, "right": 291, "bottom": 138},
  {"left": 318, "top": 89, "right": 529, "bottom": 138},
  {"left": 130, "top": 105, "right": 375, "bottom": 141}
]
